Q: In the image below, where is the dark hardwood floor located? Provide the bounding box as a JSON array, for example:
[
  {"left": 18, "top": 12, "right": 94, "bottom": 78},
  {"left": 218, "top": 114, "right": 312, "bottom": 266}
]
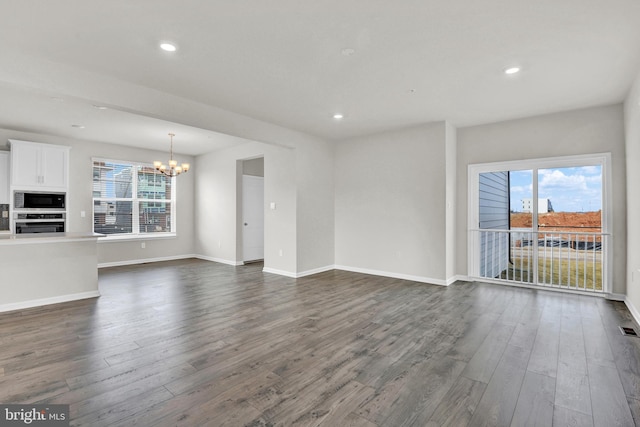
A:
[{"left": 1, "top": 258, "right": 639, "bottom": 426}]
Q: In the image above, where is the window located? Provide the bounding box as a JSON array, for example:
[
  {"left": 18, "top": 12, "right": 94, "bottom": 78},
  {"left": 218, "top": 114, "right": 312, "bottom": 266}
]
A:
[{"left": 92, "top": 159, "right": 176, "bottom": 237}]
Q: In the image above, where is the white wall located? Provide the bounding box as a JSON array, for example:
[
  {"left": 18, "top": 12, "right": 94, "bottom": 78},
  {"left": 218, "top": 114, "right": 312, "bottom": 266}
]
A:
[
  {"left": 296, "top": 138, "right": 335, "bottom": 274},
  {"left": 445, "top": 122, "right": 457, "bottom": 280},
  {"left": 195, "top": 141, "right": 297, "bottom": 274},
  {"left": 243, "top": 157, "right": 264, "bottom": 177},
  {"left": 456, "top": 104, "right": 627, "bottom": 295},
  {"left": 0, "top": 129, "right": 196, "bottom": 265},
  {"left": 195, "top": 133, "right": 335, "bottom": 276},
  {"left": 624, "top": 72, "right": 640, "bottom": 320},
  {"left": 335, "top": 122, "right": 451, "bottom": 284}
]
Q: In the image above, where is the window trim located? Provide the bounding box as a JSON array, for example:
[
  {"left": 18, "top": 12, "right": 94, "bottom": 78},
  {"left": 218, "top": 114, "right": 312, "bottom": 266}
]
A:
[{"left": 92, "top": 157, "right": 177, "bottom": 239}]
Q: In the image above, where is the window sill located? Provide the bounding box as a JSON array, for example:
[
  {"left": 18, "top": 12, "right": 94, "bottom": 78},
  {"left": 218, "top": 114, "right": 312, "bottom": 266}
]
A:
[{"left": 97, "top": 233, "right": 177, "bottom": 243}]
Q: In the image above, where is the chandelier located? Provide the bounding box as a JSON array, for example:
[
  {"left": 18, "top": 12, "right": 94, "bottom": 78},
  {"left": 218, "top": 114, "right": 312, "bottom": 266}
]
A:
[{"left": 154, "top": 133, "right": 190, "bottom": 177}]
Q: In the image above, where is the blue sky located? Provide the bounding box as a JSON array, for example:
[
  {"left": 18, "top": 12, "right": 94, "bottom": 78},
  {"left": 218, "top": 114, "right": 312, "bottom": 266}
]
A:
[{"left": 510, "top": 166, "right": 602, "bottom": 212}]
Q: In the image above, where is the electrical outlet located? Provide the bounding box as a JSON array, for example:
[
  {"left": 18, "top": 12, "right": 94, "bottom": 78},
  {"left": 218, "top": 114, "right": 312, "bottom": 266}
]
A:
[
  {"left": 141, "top": 242, "right": 146, "bottom": 249},
  {"left": 279, "top": 249, "right": 283, "bottom": 257}
]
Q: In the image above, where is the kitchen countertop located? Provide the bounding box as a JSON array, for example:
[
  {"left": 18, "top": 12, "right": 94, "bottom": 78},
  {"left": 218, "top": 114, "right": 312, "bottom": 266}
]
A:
[{"left": 0, "top": 232, "right": 104, "bottom": 245}]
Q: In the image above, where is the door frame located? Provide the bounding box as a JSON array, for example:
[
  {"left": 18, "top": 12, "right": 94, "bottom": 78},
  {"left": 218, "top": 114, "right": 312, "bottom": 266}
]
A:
[{"left": 467, "top": 152, "right": 612, "bottom": 293}]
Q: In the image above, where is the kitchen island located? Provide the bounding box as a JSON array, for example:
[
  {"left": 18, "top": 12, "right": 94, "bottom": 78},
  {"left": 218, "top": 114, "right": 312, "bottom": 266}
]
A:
[{"left": 0, "top": 232, "right": 103, "bottom": 312}]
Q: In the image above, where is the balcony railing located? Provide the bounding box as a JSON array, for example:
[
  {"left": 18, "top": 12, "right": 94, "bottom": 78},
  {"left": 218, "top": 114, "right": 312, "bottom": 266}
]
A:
[{"left": 471, "top": 229, "right": 607, "bottom": 293}]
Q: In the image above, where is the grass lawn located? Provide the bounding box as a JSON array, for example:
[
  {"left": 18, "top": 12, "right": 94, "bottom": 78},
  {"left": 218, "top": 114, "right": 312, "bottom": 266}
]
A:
[{"left": 500, "top": 257, "right": 603, "bottom": 291}]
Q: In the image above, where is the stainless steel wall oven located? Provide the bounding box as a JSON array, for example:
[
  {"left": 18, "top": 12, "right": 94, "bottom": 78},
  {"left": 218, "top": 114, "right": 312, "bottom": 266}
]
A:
[{"left": 14, "top": 212, "right": 66, "bottom": 234}]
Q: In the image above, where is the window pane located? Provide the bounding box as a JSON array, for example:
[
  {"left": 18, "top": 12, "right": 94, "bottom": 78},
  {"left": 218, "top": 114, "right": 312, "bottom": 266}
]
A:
[
  {"left": 510, "top": 169, "right": 533, "bottom": 224},
  {"left": 93, "top": 201, "right": 133, "bottom": 234},
  {"left": 138, "top": 166, "right": 172, "bottom": 200},
  {"left": 537, "top": 166, "right": 602, "bottom": 215},
  {"left": 93, "top": 161, "right": 133, "bottom": 198},
  {"left": 139, "top": 201, "right": 171, "bottom": 233}
]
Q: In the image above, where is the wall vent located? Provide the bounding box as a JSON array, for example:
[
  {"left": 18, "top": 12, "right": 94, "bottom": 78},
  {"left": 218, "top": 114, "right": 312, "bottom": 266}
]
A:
[{"left": 619, "top": 326, "right": 639, "bottom": 337}]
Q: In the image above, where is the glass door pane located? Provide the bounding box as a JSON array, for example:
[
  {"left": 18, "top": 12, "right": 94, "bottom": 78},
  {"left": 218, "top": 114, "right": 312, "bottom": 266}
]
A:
[
  {"left": 537, "top": 166, "right": 603, "bottom": 290},
  {"left": 478, "top": 171, "right": 510, "bottom": 279},
  {"left": 508, "top": 170, "right": 534, "bottom": 282}
]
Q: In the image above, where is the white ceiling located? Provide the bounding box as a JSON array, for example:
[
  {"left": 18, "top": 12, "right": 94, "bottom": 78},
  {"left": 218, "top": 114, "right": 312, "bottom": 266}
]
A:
[{"left": 0, "top": 0, "right": 639, "bottom": 155}]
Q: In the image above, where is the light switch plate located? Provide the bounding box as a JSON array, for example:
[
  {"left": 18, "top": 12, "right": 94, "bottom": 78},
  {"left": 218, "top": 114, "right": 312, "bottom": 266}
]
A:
[{"left": 270, "top": 202, "right": 276, "bottom": 210}]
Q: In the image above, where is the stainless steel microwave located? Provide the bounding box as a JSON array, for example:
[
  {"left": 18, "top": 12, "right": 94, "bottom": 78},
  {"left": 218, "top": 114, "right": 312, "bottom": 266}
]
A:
[{"left": 14, "top": 192, "right": 66, "bottom": 210}]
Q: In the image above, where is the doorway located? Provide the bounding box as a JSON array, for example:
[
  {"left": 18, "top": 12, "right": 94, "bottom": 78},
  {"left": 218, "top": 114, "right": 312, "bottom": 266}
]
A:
[
  {"left": 468, "top": 154, "right": 611, "bottom": 293},
  {"left": 241, "top": 158, "right": 264, "bottom": 263}
]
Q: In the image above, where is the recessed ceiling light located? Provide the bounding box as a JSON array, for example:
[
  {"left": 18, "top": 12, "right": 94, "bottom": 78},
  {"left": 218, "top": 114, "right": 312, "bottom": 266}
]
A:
[
  {"left": 92, "top": 105, "right": 108, "bottom": 110},
  {"left": 504, "top": 67, "right": 521, "bottom": 75},
  {"left": 333, "top": 113, "right": 344, "bottom": 119},
  {"left": 160, "top": 42, "right": 177, "bottom": 52},
  {"left": 71, "top": 124, "right": 85, "bottom": 129}
]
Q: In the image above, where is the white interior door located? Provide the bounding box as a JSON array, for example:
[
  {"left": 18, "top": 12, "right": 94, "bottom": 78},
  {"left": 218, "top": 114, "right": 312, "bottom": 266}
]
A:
[{"left": 242, "top": 175, "right": 264, "bottom": 262}]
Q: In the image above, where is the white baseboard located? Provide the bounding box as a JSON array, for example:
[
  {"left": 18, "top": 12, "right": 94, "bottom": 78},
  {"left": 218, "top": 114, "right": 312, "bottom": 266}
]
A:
[
  {"left": 195, "top": 255, "right": 244, "bottom": 266},
  {"left": 625, "top": 297, "right": 640, "bottom": 327},
  {"left": 98, "top": 255, "right": 456, "bottom": 287},
  {"left": 334, "top": 265, "right": 448, "bottom": 286},
  {"left": 296, "top": 265, "right": 335, "bottom": 278},
  {"left": 264, "top": 264, "right": 448, "bottom": 284},
  {"left": 447, "top": 275, "right": 472, "bottom": 285},
  {"left": 98, "top": 254, "right": 197, "bottom": 269},
  {"left": 0, "top": 290, "right": 101, "bottom": 314},
  {"left": 606, "top": 293, "right": 626, "bottom": 302},
  {"left": 262, "top": 267, "right": 298, "bottom": 278}
]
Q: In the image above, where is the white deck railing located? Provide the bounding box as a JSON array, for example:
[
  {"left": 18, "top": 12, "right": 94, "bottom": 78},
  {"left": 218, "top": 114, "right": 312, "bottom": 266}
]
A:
[{"left": 471, "top": 229, "right": 607, "bottom": 293}]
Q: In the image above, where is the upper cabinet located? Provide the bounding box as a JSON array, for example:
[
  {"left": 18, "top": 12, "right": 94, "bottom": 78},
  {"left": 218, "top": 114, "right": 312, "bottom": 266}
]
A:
[
  {"left": 0, "top": 151, "right": 8, "bottom": 204},
  {"left": 9, "top": 140, "right": 70, "bottom": 191}
]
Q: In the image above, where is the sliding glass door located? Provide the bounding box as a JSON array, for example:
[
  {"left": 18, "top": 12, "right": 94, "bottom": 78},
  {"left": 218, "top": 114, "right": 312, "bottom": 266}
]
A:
[{"left": 468, "top": 154, "right": 610, "bottom": 293}]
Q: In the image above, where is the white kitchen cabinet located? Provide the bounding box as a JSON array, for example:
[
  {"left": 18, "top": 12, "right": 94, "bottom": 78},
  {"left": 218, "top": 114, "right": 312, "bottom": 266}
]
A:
[
  {"left": 0, "top": 151, "right": 8, "bottom": 203},
  {"left": 9, "top": 140, "right": 70, "bottom": 191}
]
